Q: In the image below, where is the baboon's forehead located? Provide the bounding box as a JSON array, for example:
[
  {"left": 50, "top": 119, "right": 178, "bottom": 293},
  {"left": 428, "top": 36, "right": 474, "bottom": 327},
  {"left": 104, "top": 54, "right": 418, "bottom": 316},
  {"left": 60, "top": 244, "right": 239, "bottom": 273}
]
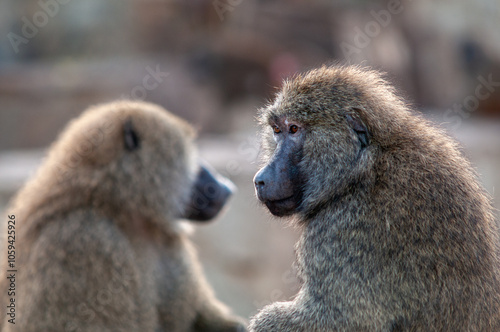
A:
[
  {"left": 260, "top": 89, "right": 351, "bottom": 127},
  {"left": 262, "top": 102, "right": 340, "bottom": 128},
  {"left": 284, "top": 80, "right": 364, "bottom": 106}
]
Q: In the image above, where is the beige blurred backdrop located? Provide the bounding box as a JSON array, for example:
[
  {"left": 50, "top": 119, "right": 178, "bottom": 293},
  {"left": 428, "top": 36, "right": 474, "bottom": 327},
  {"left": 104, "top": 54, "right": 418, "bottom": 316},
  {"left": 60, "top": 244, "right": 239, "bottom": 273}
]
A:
[{"left": 1, "top": 0, "right": 500, "bottom": 320}]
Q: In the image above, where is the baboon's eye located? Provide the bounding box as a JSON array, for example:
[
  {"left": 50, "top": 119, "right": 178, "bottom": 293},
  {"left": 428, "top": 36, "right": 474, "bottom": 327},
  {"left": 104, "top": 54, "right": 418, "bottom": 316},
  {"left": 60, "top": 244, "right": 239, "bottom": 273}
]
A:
[
  {"left": 289, "top": 125, "right": 298, "bottom": 134},
  {"left": 124, "top": 119, "right": 140, "bottom": 151},
  {"left": 272, "top": 125, "right": 281, "bottom": 134}
]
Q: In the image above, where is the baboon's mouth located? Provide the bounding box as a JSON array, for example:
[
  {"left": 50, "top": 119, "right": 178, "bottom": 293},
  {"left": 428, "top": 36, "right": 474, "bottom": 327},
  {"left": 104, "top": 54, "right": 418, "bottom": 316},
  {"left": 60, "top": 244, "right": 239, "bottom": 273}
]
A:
[
  {"left": 264, "top": 196, "right": 296, "bottom": 217},
  {"left": 267, "top": 196, "right": 294, "bottom": 204}
]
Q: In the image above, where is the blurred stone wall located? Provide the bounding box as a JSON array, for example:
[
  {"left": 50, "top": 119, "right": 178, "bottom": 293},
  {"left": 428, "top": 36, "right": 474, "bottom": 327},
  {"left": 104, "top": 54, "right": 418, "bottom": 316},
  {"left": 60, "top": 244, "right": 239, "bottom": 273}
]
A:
[{"left": 1, "top": 0, "right": 500, "bottom": 150}]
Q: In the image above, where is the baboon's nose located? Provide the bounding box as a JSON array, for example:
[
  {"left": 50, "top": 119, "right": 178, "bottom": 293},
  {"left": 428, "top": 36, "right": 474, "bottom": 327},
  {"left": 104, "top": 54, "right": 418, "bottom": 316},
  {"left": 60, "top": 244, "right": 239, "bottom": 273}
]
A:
[{"left": 254, "top": 170, "right": 266, "bottom": 189}]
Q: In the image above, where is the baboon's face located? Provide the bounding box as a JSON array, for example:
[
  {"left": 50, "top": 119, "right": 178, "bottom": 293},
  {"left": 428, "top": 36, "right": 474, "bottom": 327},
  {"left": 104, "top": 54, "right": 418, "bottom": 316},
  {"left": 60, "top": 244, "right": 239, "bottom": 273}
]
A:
[
  {"left": 254, "top": 116, "right": 305, "bottom": 217},
  {"left": 119, "top": 107, "right": 234, "bottom": 222},
  {"left": 254, "top": 85, "right": 371, "bottom": 218},
  {"left": 58, "top": 101, "right": 234, "bottom": 223}
]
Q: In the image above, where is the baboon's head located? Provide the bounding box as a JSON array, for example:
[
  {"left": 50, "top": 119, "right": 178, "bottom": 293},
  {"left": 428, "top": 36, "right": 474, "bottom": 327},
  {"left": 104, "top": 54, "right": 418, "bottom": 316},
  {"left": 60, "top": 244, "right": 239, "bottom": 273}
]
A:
[
  {"left": 48, "top": 100, "right": 233, "bottom": 223},
  {"left": 254, "top": 65, "right": 408, "bottom": 218}
]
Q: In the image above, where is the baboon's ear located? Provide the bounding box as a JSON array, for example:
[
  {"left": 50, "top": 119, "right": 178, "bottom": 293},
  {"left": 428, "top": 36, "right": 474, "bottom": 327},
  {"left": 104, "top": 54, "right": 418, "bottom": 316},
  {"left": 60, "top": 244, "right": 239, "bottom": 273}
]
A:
[
  {"left": 123, "top": 119, "right": 140, "bottom": 151},
  {"left": 345, "top": 111, "right": 369, "bottom": 148}
]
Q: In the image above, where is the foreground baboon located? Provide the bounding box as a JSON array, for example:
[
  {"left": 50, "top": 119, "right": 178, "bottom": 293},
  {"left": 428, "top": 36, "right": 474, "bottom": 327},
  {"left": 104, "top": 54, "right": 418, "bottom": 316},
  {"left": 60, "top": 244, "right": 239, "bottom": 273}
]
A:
[
  {"left": 0, "top": 101, "right": 246, "bottom": 332},
  {"left": 250, "top": 65, "right": 500, "bottom": 331}
]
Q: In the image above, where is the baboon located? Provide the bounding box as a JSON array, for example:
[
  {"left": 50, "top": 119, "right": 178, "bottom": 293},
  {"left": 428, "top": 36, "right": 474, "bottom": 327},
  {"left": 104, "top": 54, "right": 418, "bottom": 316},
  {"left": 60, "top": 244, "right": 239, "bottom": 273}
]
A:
[
  {"left": 250, "top": 65, "right": 500, "bottom": 331},
  {"left": 0, "top": 101, "right": 246, "bottom": 332}
]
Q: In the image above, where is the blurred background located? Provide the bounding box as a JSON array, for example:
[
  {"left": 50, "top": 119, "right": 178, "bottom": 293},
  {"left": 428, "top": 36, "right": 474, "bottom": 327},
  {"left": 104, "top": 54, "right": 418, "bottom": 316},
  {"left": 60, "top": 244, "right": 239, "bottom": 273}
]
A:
[{"left": 0, "top": 0, "right": 499, "bottom": 319}]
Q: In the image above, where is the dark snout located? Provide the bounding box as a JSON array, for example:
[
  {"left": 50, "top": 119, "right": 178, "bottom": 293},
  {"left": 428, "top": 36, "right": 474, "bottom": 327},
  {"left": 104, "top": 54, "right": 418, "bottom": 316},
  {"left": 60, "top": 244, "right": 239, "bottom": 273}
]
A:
[
  {"left": 183, "top": 164, "right": 235, "bottom": 221},
  {"left": 254, "top": 158, "right": 299, "bottom": 217},
  {"left": 254, "top": 162, "right": 294, "bottom": 203}
]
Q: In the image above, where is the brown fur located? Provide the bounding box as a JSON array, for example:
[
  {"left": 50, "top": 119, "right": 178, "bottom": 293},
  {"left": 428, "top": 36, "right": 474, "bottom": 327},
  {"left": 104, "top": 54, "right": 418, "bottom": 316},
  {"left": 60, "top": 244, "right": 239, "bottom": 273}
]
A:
[
  {"left": 249, "top": 65, "right": 500, "bottom": 331},
  {"left": 0, "top": 101, "right": 246, "bottom": 332}
]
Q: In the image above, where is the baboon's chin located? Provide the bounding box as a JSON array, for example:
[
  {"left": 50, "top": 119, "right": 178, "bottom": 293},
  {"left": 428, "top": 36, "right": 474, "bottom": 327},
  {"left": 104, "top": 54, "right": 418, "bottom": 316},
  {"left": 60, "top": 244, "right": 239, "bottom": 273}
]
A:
[{"left": 264, "top": 196, "right": 297, "bottom": 217}]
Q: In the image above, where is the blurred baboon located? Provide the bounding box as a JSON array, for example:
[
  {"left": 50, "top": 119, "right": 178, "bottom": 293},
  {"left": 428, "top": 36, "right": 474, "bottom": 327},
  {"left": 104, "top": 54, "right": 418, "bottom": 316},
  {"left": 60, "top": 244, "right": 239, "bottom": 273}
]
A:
[
  {"left": 0, "top": 101, "right": 246, "bottom": 332},
  {"left": 250, "top": 65, "right": 500, "bottom": 331}
]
